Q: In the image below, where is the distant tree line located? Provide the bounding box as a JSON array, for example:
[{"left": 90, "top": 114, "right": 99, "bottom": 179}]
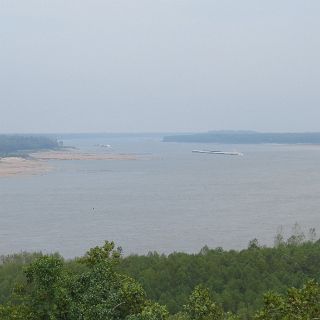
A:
[
  {"left": 0, "top": 135, "right": 59, "bottom": 156},
  {"left": 0, "top": 228, "right": 320, "bottom": 319},
  {"left": 163, "top": 131, "right": 320, "bottom": 144}
]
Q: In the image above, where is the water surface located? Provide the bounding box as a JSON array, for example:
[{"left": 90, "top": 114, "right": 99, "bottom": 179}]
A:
[{"left": 1, "top": 136, "right": 320, "bottom": 257}]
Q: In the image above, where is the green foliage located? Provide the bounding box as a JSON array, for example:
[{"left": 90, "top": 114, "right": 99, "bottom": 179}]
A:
[
  {"left": 68, "top": 241, "right": 146, "bottom": 319},
  {"left": 183, "top": 285, "right": 224, "bottom": 320},
  {"left": 0, "top": 252, "right": 43, "bottom": 305},
  {"left": 0, "top": 304, "right": 32, "bottom": 320},
  {"left": 255, "top": 280, "right": 320, "bottom": 319},
  {"left": 1, "top": 239, "right": 320, "bottom": 319},
  {"left": 119, "top": 240, "right": 320, "bottom": 316},
  {"left": 2, "top": 241, "right": 156, "bottom": 320},
  {"left": 169, "top": 286, "right": 239, "bottom": 320},
  {"left": 21, "top": 255, "right": 69, "bottom": 319},
  {"left": 79, "top": 241, "right": 121, "bottom": 267},
  {"left": 127, "top": 302, "right": 169, "bottom": 320}
]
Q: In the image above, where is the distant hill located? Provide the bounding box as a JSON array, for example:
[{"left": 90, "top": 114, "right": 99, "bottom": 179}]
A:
[
  {"left": 0, "top": 135, "right": 59, "bottom": 156},
  {"left": 163, "top": 131, "right": 320, "bottom": 144}
]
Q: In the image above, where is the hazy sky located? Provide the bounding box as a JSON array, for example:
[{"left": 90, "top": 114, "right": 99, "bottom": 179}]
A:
[{"left": 1, "top": 1, "right": 320, "bottom": 133}]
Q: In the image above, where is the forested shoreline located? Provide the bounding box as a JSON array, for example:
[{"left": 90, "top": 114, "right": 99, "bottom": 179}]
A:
[
  {"left": 1, "top": 229, "right": 320, "bottom": 319},
  {"left": 163, "top": 131, "right": 320, "bottom": 144},
  {"left": 0, "top": 135, "right": 60, "bottom": 156}
]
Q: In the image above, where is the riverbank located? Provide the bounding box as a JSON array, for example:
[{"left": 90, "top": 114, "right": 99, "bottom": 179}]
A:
[
  {"left": 0, "top": 157, "right": 50, "bottom": 177},
  {"left": 0, "top": 149, "right": 139, "bottom": 177},
  {"left": 30, "top": 150, "right": 138, "bottom": 161}
]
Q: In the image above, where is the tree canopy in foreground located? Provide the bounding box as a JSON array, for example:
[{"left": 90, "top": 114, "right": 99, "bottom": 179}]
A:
[{"left": 0, "top": 238, "right": 320, "bottom": 320}]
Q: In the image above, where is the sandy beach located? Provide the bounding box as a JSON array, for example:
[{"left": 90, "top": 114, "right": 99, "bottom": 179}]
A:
[
  {"left": 0, "top": 150, "right": 139, "bottom": 177},
  {"left": 30, "top": 150, "right": 138, "bottom": 161},
  {"left": 0, "top": 157, "right": 50, "bottom": 177}
]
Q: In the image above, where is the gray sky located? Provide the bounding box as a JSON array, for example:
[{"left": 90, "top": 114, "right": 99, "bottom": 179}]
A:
[{"left": 1, "top": 1, "right": 320, "bottom": 133}]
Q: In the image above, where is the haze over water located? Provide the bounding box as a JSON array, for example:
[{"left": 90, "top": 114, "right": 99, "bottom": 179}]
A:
[{"left": 1, "top": 135, "right": 320, "bottom": 258}]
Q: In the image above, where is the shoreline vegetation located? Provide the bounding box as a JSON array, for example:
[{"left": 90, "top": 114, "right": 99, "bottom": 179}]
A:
[
  {"left": 0, "top": 227, "right": 319, "bottom": 319},
  {"left": 0, "top": 135, "right": 60, "bottom": 156},
  {"left": 163, "top": 131, "right": 320, "bottom": 144},
  {"left": 0, "top": 135, "right": 140, "bottom": 177}
]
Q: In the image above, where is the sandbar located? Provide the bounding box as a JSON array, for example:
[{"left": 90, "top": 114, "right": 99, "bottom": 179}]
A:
[
  {"left": 0, "top": 150, "right": 140, "bottom": 177},
  {"left": 30, "top": 150, "right": 138, "bottom": 161},
  {"left": 0, "top": 157, "right": 50, "bottom": 177}
]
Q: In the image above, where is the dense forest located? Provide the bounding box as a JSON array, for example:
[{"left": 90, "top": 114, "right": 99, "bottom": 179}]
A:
[
  {"left": 163, "top": 131, "right": 320, "bottom": 144},
  {"left": 0, "top": 135, "right": 59, "bottom": 156},
  {"left": 0, "top": 229, "right": 320, "bottom": 319}
]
